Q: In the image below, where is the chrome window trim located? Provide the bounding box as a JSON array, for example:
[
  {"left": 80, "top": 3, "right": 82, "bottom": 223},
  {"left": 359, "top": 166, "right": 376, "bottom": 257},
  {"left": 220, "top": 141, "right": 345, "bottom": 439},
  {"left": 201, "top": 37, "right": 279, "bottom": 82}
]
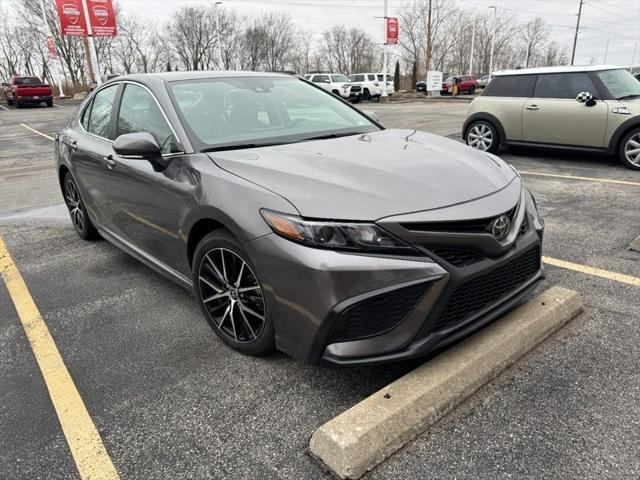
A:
[
  {"left": 78, "top": 82, "right": 120, "bottom": 144},
  {"left": 78, "top": 80, "right": 186, "bottom": 157}
]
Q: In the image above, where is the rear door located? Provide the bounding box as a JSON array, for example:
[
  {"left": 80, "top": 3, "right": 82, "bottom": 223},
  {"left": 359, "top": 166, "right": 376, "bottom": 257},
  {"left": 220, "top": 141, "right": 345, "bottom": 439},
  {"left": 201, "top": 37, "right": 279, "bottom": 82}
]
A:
[
  {"left": 311, "top": 75, "right": 331, "bottom": 91},
  {"left": 523, "top": 72, "right": 608, "bottom": 147},
  {"left": 68, "top": 83, "right": 120, "bottom": 225}
]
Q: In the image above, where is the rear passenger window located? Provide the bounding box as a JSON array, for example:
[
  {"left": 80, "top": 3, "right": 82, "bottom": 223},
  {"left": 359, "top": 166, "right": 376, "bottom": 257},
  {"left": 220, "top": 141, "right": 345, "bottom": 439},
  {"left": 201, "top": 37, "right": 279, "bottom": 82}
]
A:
[
  {"left": 483, "top": 75, "right": 535, "bottom": 97},
  {"left": 85, "top": 84, "right": 118, "bottom": 139},
  {"left": 533, "top": 73, "right": 597, "bottom": 99},
  {"left": 367, "top": 74, "right": 376, "bottom": 81}
]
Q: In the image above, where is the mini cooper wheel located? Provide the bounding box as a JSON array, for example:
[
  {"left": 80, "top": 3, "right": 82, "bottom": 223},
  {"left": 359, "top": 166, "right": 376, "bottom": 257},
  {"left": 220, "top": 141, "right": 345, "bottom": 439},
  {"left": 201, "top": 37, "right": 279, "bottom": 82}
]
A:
[
  {"left": 193, "top": 231, "right": 274, "bottom": 355},
  {"left": 63, "top": 172, "right": 100, "bottom": 240},
  {"left": 619, "top": 129, "right": 640, "bottom": 170},
  {"left": 466, "top": 121, "right": 499, "bottom": 153}
]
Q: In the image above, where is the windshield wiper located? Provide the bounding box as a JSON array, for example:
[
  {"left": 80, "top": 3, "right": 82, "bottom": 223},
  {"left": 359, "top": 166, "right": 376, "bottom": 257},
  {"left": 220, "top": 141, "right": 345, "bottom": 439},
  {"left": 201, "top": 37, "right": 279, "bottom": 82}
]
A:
[
  {"left": 302, "top": 131, "right": 364, "bottom": 141},
  {"left": 617, "top": 94, "right": 640, "bottom": 100},
  {"left": 201, "top": 141, "right": 290, "bottom": 153}
]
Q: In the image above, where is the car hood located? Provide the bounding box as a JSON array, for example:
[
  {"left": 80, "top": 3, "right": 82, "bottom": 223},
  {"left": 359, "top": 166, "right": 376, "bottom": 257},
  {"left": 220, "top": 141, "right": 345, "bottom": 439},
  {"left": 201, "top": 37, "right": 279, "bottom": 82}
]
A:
[{"left": 208, "top": 129, "right": 517, "bottom": 221}]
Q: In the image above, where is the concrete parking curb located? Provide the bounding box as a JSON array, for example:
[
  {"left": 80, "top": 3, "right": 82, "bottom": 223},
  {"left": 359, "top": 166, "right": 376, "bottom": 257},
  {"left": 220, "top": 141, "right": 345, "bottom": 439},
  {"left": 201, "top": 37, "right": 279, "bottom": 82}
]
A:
[{"left": 309, "top": 286, "right": 582, "bottom": 479}]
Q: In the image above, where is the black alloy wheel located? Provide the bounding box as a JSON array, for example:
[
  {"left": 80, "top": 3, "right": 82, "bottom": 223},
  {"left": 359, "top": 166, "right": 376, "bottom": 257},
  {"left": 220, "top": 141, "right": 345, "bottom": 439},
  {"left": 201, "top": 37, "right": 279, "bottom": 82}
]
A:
[
  {"left": 194, "top": 231, "right": 274, "bottom": 355},
  {"left": 63, "top": 172, "right": 100, "bottom": 240}
]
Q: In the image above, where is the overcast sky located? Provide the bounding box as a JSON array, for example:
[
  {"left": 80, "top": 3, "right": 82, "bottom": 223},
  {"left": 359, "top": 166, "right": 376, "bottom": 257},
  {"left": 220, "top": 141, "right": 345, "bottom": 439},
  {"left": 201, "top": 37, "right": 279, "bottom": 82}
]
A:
[{"left": 120, "top": 0, "right": 640, "bottom": 66}]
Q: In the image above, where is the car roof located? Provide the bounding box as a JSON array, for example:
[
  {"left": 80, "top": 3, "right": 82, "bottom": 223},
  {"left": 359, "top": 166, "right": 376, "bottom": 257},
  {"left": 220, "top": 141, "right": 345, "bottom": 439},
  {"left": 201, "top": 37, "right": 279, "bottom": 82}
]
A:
[
  {"left": 493, "top": 65, "right": 622, "bottom": 76},
  {"left": 114, "top": 71, "right": 294, "bottom": 83}
]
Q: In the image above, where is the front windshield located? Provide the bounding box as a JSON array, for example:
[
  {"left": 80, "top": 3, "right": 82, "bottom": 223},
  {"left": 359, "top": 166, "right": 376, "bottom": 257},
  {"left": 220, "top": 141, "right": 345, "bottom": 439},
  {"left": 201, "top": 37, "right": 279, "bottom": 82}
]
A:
[
  {"left": 331, "top": 74, "right": 348, "bottom": 83},
  {"left": 597, "top": 69, "right": 640, "bottom": 99},
  {"left": 169, "top": 76, "right": 378, "bottom": 151}
]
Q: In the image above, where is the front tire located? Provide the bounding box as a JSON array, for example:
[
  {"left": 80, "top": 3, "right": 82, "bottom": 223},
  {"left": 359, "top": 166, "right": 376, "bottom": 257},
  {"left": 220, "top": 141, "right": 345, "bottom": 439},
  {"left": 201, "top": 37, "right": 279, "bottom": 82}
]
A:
[
  {"left": 7, "top": 98, "right": 13, "bottom": 106},
  {"left": 619, "top": 128, "right": 640, "bottom": 170},
  {"left": 62, "top": 172, "right": 100, "bottom": 240},
  {"left": 193, "top": 230, "right": 275, "bottom": 356},
  {"left": 466, "top": 120, "right": 499, "bottom": 153},
  {"left": 362, "top": 88, "right": 371, "bottom": 101}
]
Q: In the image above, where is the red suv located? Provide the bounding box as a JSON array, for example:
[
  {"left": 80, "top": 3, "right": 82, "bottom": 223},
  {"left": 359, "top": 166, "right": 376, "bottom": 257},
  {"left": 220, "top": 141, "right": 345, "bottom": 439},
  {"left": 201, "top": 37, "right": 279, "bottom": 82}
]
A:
[{"left": 441, "top": 75, "right": 478, "bottom": 95}]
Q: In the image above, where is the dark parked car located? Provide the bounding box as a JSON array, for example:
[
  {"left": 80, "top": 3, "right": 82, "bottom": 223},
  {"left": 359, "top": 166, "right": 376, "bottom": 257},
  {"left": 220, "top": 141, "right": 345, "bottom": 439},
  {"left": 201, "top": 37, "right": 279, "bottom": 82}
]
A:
[{"left": 56, "top": 71, "right": 544, "bottom": 366}]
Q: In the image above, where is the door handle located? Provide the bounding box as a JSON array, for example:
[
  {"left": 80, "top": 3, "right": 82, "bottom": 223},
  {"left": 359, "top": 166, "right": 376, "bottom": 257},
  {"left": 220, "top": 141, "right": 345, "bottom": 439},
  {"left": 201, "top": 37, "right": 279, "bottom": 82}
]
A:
[
  {"left": 70, "top": 140, "right": 78, "bottom": 151},
  {"left": 525, "top": 105, "right": 539, "bottom": 111},
  {"left": 103, "top": 155, "right": 116, "bottom": 170}
]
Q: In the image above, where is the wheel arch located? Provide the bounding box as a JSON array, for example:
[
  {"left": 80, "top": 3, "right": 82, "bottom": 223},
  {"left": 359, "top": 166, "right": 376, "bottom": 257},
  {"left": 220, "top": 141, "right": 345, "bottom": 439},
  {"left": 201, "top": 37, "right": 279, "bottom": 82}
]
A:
[
  {"left": 608, "top": 117, "right": 640, "bottom": 154},
  {"left": 463, "top": 113, "right": 506, "bottom": 145}
]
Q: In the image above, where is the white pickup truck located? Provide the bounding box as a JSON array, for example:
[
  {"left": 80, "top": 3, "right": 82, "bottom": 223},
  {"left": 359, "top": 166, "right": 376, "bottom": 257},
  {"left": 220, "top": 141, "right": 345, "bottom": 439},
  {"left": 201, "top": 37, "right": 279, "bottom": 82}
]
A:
[{"left": 307, "top": 73, "right": 362, "bottom": 102}]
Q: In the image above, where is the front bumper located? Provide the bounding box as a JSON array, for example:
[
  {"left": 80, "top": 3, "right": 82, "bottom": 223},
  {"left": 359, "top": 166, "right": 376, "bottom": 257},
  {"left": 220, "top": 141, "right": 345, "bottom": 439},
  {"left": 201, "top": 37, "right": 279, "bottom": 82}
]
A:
[{"left": 245, "top": 200, "right": 544, "bottom": 366}]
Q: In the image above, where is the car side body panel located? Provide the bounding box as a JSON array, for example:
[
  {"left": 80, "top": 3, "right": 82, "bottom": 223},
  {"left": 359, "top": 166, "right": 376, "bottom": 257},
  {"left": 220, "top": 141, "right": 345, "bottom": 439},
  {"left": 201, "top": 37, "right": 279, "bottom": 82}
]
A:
[{"left": 466, "top": 97, "right": 526, "bottom": 141}]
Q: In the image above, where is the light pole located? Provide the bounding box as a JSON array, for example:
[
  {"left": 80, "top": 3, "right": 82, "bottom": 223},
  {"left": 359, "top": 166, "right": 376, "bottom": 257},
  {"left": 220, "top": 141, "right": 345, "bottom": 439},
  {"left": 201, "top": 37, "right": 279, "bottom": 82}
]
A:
[
  {"left": 604, "top": 37, "right": 610, "bottom": 63},
  {"left": 382, "top": 0, "right": 388, "bottom": 98},
  {"left": 213, "top": 1, "right": 224, "bottom": 69},
  {"left": 488, "top": 6, "right": 497, "bottom": 80},
  {"left": 469, "top": 18, "right": 476, "bottom": 76},
  {"left": 38, "top": 0, "right": 65, "bottom": 96}
]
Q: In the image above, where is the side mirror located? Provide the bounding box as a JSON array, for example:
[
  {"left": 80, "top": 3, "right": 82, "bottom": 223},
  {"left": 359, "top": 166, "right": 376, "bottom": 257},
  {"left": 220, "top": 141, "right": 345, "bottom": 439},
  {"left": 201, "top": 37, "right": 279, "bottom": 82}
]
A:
[
  {"left": 114, "top": 132, "right": 161, "bottom": 157},
  {"left": 113, "top": 132, "right": 168, "bottom": 170},
  {"left": 362, "top": 110, "right": 379, "bottom": 122},
  {"left": 576, "top": 91, "right": 596, "bottom": 106}
]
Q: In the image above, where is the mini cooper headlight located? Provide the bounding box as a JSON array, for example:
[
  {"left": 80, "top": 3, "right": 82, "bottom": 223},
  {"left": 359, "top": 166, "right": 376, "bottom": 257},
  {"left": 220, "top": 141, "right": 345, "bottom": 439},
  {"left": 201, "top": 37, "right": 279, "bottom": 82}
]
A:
[{"left": 261, "top": 210, "right": 417, "bottom": 254}]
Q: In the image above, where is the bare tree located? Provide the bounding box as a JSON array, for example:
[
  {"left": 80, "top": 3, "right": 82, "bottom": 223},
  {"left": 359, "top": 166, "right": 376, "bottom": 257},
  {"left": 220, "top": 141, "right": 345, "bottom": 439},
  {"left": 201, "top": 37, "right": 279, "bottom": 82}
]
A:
[
  {"left": 318, "top": 25, "right": 379, "bottom": 74},
  {"left": 521, "top": 17, "right": 549, "bottom": 67}
]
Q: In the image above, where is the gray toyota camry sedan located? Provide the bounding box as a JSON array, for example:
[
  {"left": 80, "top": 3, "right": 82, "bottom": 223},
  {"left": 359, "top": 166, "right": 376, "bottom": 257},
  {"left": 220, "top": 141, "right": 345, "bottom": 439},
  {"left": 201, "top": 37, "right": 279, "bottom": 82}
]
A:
[{"left": 56, "top": 71, "right": 544, "bottom": 366}]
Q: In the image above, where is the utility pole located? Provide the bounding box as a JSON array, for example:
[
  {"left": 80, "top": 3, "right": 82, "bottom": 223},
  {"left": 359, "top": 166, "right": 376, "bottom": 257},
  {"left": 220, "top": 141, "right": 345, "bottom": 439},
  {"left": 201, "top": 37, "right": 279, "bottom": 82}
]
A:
[
  {"left": 571, "top": 0, "right": 584, "bottom": 66},
  {"left": 425, "top": 0, "right": 433, "bottom": 74},
  {"left": 79, "top": 0, "right": 101, "bottom": 85},
  {"left": 38, "top": 0, "right": 64, "bottom": 96},
  {"left": 488, "top": 6, "right": 497, "bottom": 80},
  {"left": 382, "top": 0, "right": 388, "bottom": 98},
  {"left": 604, "top": 37, "right": 610, "bottom": 63},
  {"left": 213, "top": 1, "right": 224, "bottom": 69},
  {"left": 631, "top": 42, "right": 638, "bottom": 73},
  {"left": 469, "top": 18, "right": 476, "bottom": 75}
]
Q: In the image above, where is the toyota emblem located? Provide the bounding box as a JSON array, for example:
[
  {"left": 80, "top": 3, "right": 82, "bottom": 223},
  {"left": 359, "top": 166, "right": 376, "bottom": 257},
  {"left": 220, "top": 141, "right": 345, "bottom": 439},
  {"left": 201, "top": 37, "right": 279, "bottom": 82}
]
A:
[{"left": 490, "top": 215, "right": 511, "bottom": 240}]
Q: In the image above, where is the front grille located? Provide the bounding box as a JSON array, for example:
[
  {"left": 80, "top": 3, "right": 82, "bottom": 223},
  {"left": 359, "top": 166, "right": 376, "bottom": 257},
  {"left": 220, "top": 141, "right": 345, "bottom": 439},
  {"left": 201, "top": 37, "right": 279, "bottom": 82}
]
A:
[
  {"left": 328, "top": 281, "right": 431, "bottom": 343},
  {"left": 434, "top": 245, "right": 541, "bottom": 332},
  {"left": 350, "top": 86, "right": 362, "bottom": 93},
  {"left": 401, "top": 204, "right": 518, "bottom": 235},
  {"left": 428, "top": 247, "right": 484, "bottom": 267}
]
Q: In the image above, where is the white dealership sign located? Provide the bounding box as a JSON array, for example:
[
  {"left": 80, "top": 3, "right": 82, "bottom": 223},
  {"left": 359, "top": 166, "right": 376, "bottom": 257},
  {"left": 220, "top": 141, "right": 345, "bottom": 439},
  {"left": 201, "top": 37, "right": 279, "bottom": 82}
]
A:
[{"left": 426, "top": 71, "right": 443, "bottom": 94}]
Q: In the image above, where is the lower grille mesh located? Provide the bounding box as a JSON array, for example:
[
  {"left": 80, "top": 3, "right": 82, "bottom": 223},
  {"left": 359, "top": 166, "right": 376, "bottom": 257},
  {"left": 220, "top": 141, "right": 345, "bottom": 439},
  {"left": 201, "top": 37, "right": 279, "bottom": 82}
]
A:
[
  {"left": 328, "top": 282, "right": 431, "bottom": 343},
  {"left": 434, "top": 245, "right": 541, "bottom": 332},
  {"left": 428, "top": 247, "right": 484, "bottom": 267}
]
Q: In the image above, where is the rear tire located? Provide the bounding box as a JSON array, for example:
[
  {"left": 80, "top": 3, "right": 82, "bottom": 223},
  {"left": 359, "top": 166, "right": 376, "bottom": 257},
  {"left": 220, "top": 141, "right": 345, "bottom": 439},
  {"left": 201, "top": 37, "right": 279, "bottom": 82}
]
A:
[
  {"left": 46, "top": 100, "right": 53, "bottom": 107},
  {"left": 618, "top": 128, "right": 640, "bottom": 170},
  {"left": 7, "top": 98, "right": 13, "bottom": 106},
  {"left": 469, "top": 86, "right": 476, "bottom": 94},
  {"left": 465, "top": 120, "right": 499, "bottom": 153},
  {"left": 193, "top": 230, "right": 275, "bottom": 356},
  {"left": 62, "top": 172, "right": 101, "bottom": 240}
]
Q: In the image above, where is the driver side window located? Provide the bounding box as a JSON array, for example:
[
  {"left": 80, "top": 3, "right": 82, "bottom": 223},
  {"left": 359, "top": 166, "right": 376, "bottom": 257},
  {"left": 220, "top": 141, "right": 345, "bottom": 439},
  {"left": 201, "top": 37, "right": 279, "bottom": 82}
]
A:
[{"left": 116, "top": 83, "right": 179, "bottom": 154}]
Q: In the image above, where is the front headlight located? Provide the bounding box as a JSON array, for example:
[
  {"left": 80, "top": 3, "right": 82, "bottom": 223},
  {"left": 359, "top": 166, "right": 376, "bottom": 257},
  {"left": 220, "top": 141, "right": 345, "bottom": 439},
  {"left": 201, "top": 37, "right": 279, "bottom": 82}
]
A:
[
  {"left": 261, "top": 209, "right": 417, "bottom": 254},
  {"left": 525, "top": 189, "right": 544, "bottom": 228}
]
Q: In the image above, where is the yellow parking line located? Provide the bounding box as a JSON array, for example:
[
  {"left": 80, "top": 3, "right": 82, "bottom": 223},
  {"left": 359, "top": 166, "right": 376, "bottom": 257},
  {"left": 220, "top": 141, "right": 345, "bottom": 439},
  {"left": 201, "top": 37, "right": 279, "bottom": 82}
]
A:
[
  {"left": 0, "top": 237, "right": 120, "bottom": 480},
  {"left": 543, "top": 256, "right": 640, "bottom": 287},
  {"left": 19, "top": 123, "right": 55, "bottom": 141},
  {"left": 519, "top": 170, "right": 640, "bottom": 187}
]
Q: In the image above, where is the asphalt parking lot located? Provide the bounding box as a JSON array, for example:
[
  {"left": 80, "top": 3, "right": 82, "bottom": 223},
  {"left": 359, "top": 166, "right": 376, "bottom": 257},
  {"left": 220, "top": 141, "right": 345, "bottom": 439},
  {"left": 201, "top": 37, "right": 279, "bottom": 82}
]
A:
[{"left": 1, "top": 99, "right": 639, "bottom": 479}]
